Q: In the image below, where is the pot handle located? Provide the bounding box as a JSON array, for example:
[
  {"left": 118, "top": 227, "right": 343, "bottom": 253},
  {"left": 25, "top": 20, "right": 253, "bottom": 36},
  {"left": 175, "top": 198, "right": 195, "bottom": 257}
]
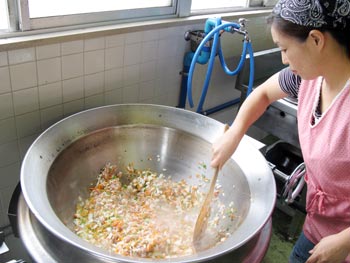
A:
[{"left": 282, "top": 162, "right": 306, "bottom": 204}]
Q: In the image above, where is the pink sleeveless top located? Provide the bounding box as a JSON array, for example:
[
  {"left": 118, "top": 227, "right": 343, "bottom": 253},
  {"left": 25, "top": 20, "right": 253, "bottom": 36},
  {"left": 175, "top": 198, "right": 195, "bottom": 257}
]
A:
[{"left": 298, "top": 77, "right": 350, "bottom": 260}]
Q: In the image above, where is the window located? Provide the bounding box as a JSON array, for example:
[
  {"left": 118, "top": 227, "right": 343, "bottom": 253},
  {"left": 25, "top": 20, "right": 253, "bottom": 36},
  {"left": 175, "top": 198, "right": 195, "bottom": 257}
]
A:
[
  {"left": 0, "top": 0, "right": 9, "bottom": 31},
  {"left": 18, "top": 0, "right": 178, "bottom": 30},
  {"left": 0, "top": 0, "right": 263, "bottom": 34},
  {"left": 191, "top": 0, "right": 248, "bottom": 13},
  {"left": 28, "top": 0, "right": 173, "bottom": 18}
]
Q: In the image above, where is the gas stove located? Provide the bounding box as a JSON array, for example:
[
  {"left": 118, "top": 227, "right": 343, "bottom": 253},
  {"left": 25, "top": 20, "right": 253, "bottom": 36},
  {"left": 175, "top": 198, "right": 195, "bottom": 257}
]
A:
[
  {"left": 275, "top": 96, "right": 298, "bottom": 115},
  {"left": 235, "top": 48, "right": 299, "bottom": 147},
  {"left": 255, "top": 95, "right": 299, "bottom": 147}
]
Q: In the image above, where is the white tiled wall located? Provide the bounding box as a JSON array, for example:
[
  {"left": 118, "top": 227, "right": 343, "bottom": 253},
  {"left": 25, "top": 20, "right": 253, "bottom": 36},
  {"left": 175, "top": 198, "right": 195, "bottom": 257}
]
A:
[{"left": 0, "top": 15, "right": 274, "bottom": 227}]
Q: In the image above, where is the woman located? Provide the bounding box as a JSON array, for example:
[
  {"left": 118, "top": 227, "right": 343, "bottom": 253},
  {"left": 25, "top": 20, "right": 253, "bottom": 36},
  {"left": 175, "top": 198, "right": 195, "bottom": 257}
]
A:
[{"left": 211, "top": 0, "right": 350, "bottom": 262}]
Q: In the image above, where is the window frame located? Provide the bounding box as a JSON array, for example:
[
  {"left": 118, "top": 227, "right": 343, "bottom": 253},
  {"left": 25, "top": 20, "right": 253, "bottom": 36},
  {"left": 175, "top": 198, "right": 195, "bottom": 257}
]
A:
[
  {"left": 17, "top": 0, "right": 183, "bottom": 31},
  {"left": 0, "top": 0, "right": 269, "bottom": 34}
]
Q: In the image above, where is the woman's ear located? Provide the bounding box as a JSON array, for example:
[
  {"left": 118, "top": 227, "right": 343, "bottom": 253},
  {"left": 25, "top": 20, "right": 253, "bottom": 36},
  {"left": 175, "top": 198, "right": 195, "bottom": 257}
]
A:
[{"left": 308, "top": 30, "right": 325, "bottom": 48}]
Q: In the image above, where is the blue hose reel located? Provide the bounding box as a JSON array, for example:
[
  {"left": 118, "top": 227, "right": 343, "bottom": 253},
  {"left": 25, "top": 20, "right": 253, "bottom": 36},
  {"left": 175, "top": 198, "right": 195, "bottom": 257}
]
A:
[{"left": 182, "top": 17, "right": 255, "bottom": 114}]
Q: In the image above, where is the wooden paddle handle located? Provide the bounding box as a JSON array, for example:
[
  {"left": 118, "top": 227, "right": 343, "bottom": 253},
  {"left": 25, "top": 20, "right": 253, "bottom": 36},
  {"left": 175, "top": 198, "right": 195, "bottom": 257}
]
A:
[
  {"left": 223, "top": 123, "right": 230, "bottom": 132},
  {"left": 193, "top": 124, "right": 230, "bottom": 244}
]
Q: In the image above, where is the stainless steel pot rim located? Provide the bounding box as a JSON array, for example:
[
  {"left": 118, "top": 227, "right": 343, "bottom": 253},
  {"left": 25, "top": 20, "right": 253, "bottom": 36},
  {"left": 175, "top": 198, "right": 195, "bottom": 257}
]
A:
[{"left": 20, "top": 104, "right": 276, "bottom": 262}]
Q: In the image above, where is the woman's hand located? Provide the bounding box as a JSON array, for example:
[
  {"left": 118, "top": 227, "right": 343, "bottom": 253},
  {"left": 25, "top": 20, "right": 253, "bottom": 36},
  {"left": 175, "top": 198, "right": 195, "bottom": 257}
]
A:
[
  {"left": 211, "top": 127, "right": 241, "bottom": 169},
  {"left": 306, "top": 228, "right": 350, "bottom": 263}
]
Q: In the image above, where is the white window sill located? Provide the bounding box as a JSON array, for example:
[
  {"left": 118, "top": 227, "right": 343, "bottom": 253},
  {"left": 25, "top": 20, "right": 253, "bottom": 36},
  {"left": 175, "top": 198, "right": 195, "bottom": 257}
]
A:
[{"left": 0, "top": 8, "right": 272, "bottom": 51}]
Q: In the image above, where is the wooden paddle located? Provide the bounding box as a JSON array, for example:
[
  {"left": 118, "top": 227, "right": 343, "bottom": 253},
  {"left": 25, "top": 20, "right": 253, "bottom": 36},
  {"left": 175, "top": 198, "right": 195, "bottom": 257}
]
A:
[{"left": 193, "top": 124, "right": 229, "bottom": 245}]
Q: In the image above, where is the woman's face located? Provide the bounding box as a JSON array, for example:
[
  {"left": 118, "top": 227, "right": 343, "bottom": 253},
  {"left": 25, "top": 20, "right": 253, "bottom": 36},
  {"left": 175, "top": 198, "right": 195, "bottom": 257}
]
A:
[{"left": 271, "top": 24, "right": 320, "bottom": 80}]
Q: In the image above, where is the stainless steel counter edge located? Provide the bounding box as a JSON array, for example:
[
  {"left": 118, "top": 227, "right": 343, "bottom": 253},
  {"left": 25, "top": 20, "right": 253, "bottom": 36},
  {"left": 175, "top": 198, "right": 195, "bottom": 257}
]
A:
[{"left": 271, "top": 99, "right": 298, "bottom": 117}]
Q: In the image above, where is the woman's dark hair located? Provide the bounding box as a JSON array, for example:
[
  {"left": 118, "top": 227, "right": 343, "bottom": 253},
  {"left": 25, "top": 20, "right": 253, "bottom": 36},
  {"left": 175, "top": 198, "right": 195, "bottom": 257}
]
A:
[{"left": 267, "top": 14, "right": 350, "bottom": 57}]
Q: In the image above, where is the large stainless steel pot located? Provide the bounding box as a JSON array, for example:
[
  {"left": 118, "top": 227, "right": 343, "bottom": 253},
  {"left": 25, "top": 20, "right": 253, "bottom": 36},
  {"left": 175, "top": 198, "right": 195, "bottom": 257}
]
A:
[{"left": 20, "top": 104, "right": 276, "bottom": 262}]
